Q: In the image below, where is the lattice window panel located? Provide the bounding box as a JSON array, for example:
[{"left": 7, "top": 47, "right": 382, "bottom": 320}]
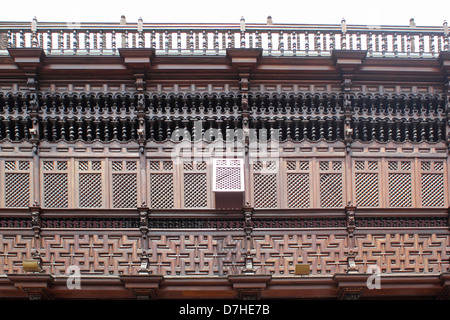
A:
[
  {"left": 420, "top": 160, "right": 445, "bottom": 207},
  {"left": 354, "top": 160, "right": 380, "bottom": 207},
  {"left": 78, "top": 160, "right": 103, "bottom": 208},
  {"left": 43, "top": 160, "right": 69, "bottom": 208},
  {"left": 112, "top": 160, "right": 138, "bottom": 208},
  {"left": 4, "top": 160, "right": 30, "bottom": 207},
  {"left": 213, "top": 158, "right": 244, "bottom": 192},
  {"left": 252, "top": 160, "right": 278, "bottom": 208},
  {"left": 286, "top": 160, "right": 310, "bottom": 208},
  {"left": 149, "top": 160, "right": 174, "bottom": 209},
  {"left": 319, "top": 160, "right": 343, "bottom": 208},
  {"left": 183, "top": 160, "right": 208, "bottom": 208},
  {"left": 388, "top": 160, "right": 412, "bottom": 208}
]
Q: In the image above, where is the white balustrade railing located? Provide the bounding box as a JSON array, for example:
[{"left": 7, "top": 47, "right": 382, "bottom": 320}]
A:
[{"left": 0, "top": 18, "right": 449, "bottom": 58}]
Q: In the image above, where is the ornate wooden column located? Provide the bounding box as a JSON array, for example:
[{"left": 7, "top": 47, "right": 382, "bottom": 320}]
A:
[{"left": 226, "top": 48, "right": 262, "bottom": 206}]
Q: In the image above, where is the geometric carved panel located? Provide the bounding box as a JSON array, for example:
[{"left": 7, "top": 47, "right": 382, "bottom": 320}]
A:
[
  {"left": 252, "top": 234, "right": 348, "bottom": 275},
  {"left": 40, "top": 234, "right": 141, "bottom": 276},
  {"left": 354, "top": 233, "right": 450, "bottom": 274},
  {"left": 147, "top": 234, "right": 244, "bottom": 276},
  {"left": 0, "top": 235, "right": 34, "bottom": 274}
]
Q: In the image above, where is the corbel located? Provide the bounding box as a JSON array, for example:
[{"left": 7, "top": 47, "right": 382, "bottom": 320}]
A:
[{"left": 331, "top": 50, "right": 367, "bottom": 92}]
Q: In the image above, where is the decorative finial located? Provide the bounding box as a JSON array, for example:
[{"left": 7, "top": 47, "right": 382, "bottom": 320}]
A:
[
  {"left": 138, "top": 17, "right": 143, "bottom": 32},
  {"left": 409, "top": 18, "right": 416, "bottom": 27},
  {"left": 341, "top": 18, "right": 347, "bottom": 34},
  {"left": 267, "top": 16, "right": 273, "bottom": 25},
  {"left": 240, "top": 16, "right": 245, "bottom": 32},
  {"left": 444, "top": 20, "right": 448, "bottom": 36},
  {"left": 120, "top": 15, "right": 126, "bottom": 25},
  {"left": 31, "top": 16, "right": 37, "bottom": 32}
]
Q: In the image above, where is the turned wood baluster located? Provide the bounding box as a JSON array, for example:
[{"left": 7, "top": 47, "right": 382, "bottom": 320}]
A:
[
  {"left": 112, "top": 30, "right": 116, "bottom": 54},
  {"left": 305, "top": 31, "right": 309, "bottom": 56},
  {"left": 406, "top": 33, "right": 411, "bottom": 56},
  {"left": 356, "top": 32, "right": 361, "bottom": 50},
  {"left": 315, "top": 31, "right": 320, "bottom": 56},
  {"left": 393, "top": 33, "right": 398, "bottom": 58},
  {"left": 19, "top": 30, "right": 25, "bottom": 48},
  {"left": 267, "top": 31, "right": 272, "bottom": 55},
  {"left": 73, "top": 30, "right": 79, "bottom": 55},
  {"left": 429, "top": 33, "right": 435, "bottom": 57},
  {"left": 287, "top": 32, "right": 292, "bottom": 52},
  {"left": 256, "top": 31, "right": 261, "bottom": 49},
  {"left": 214, "top": 30, "right": 219, "bottom": 54},
  {"left": 292, "top": 32, "right": 297, "bottom": 55},
  {"left": 132, "top": 32, "right": 136, "bottom": 48},
  {"left": 85, "top": 30, "right": 90, "bottom": 55},
  {"left": 203, "top": 31, "right": 208, "bottom": 54},
  {"left": 381, "top": 32, "right": 387, "bottom": 57},
  {"left": 46, "top": 30, "right": 52, "bottom": 55},
  {"left": 177, "top": 31, "right": 181, "bottom": 54},
  {"left": 151, "top": 30, "right": 156, "bottom": 49},
  {"left": 279, "top": 31, "right": 284, "bottom": 55},
  {"left": 419, "top": 33, "right": 424, "bottom": 57},
  {"left": 189, "top": 30, "right": 194, "bottom": 54},
  {"left": 99, "top": 30, "right": 105, "bottom": 54},
  {"left": 93, "top": 32, "right": 98, "bottom": 50},
  {"left": 367, "top": 32, "right": 373, "bottom": 57}
]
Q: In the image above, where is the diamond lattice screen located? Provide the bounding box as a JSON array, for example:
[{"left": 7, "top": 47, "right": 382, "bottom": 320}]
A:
[
  {"left": 112, "top": 161, "right": 137, "bottom": 208},
  {"left": 149, "top": 160, "right": 174, "bottom": 209},
  {"left": 319, "top": 160, "right": 343, "bottom": 208},
  {"left": 286, "top": 160, "right": 310, "bottom": 208},
  {"left": 354, "top": 160, "right": 379, "bottom": 207},
  {"left": 253, "top": 161, "right": 277, "bottom": 208},
  {"left": 4, "top": 160, "right": 30, "bottom": 207},
  {"left": 420, "top": 160, "right": 445, "bottom": 207},
  {"left": 388, "top": 161, "right": 412, "bottom": 207},
  {"left": 183, "top": 161, "right": 208, "bottom": 208},
  {"left": 43, "top": 161, "right": 69, "bottom": 208}
]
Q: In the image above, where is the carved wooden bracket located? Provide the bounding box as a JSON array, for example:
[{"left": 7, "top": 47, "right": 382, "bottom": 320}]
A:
[
  {"left": 334, "top": 274, "right": 369, "bottom": 300},
  {"left": 331, "top": 50, "right": 367, "bottom": 92},
  {"left": 228, "top": 275, "right": 271, "bottom": 300},
  {"left": 120, "top": 275, "right": 164, "bottom": 300},
  {"left": 8, "top": 274, "right": 53, "bottom": 300}
]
